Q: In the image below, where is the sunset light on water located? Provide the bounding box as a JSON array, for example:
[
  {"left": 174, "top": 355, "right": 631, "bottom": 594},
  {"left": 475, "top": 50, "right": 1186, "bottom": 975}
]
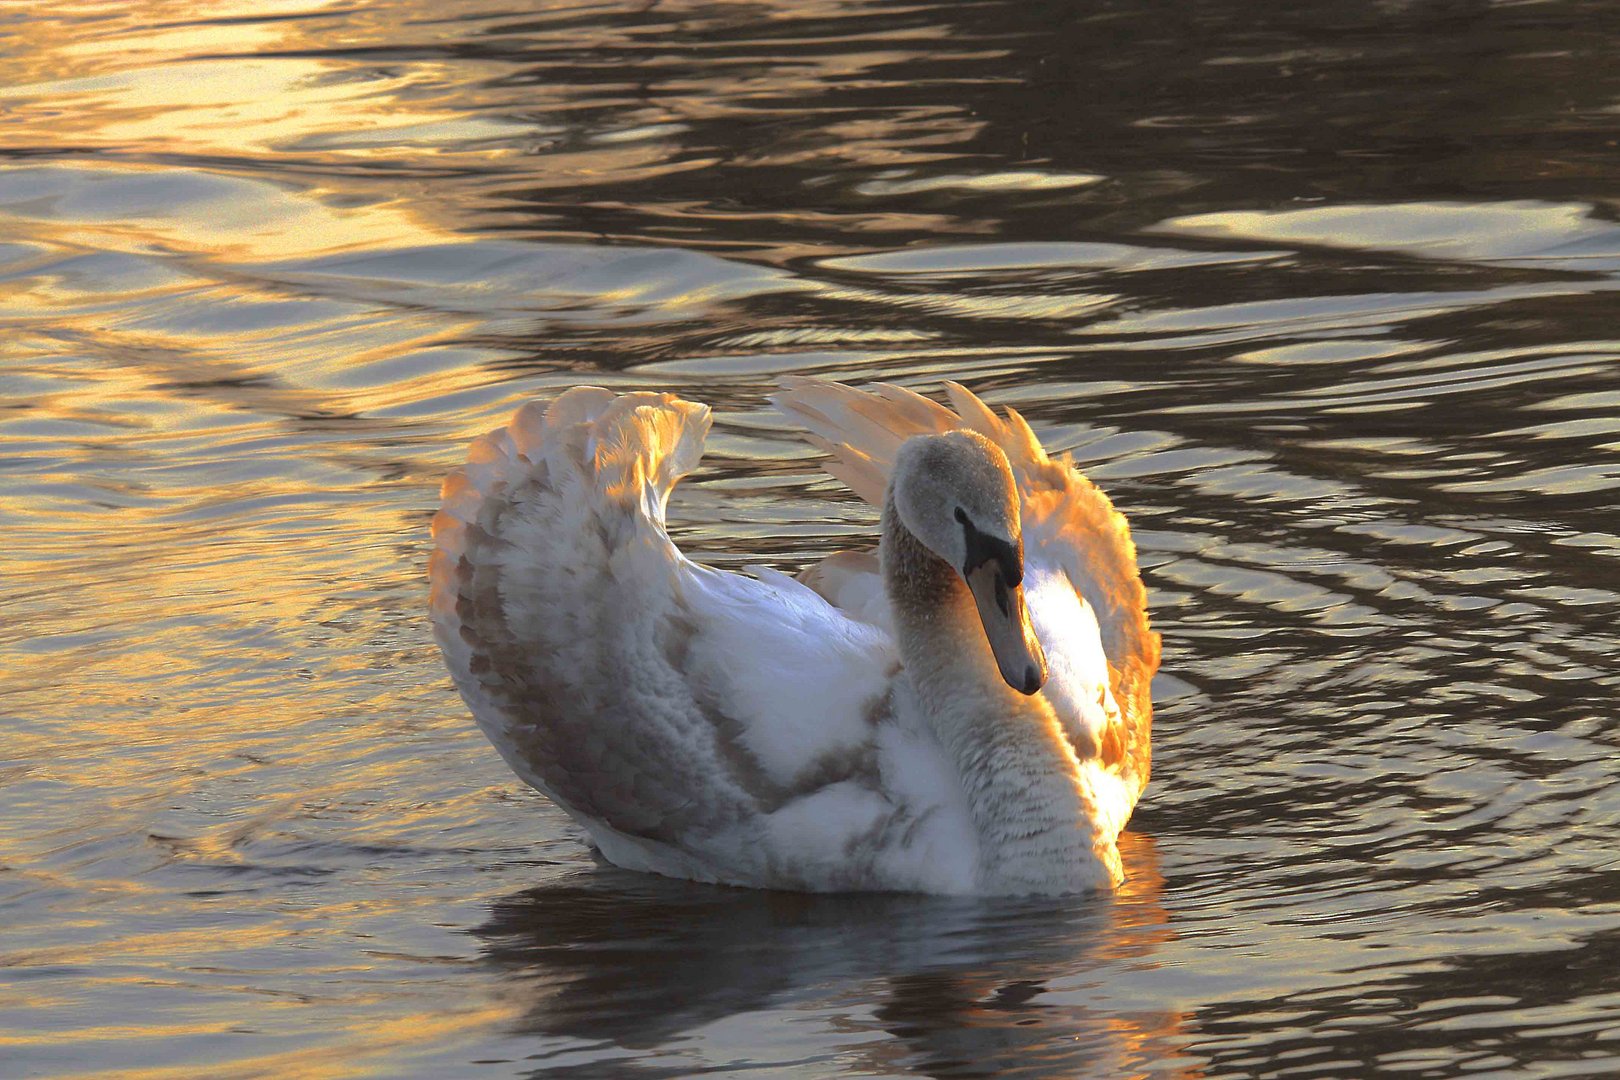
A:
[{"left": 4, "top": 0, "right": 1618, "bottom": 1075}]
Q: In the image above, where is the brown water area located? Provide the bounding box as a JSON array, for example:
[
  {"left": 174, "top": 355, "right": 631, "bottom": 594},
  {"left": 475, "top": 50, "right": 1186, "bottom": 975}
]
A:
[{"left": 2, "top": 0, "right": 1618, "bottom": 1075}]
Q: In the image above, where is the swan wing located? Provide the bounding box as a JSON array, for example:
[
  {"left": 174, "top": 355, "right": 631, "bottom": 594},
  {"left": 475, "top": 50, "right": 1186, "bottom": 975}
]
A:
[
  {"left": 429, "top": 388, "right": 906, "bottom": 886},
  {"left": 795, "top": 548, "right": 892, "bottom": 632},
  {"left": 773, "top": 377, "right": 1159, "bottom": 806}
]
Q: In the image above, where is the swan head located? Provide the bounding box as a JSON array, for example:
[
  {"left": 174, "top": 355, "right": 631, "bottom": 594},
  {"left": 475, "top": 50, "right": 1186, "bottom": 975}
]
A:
[{"left": 892, "top": 430, "right": 1048, "bottom": 696}]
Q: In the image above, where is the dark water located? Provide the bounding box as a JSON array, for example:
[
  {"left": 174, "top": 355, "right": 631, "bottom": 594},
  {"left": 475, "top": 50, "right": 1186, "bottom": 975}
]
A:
[{"left": 4, "top": 0, "right": 1619, "bottom": 1075}]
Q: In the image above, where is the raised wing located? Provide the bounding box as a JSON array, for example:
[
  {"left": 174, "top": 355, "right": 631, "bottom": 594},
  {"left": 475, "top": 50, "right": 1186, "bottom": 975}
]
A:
[
  {"left": 773, "top": 377, "right": 1159, "bottom": 803},
  {"left": 429, "top": 388, "right": 901, "bottom": 884}
]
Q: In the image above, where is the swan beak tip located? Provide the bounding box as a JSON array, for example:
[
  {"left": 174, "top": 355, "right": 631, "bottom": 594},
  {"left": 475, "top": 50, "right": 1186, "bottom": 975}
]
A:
[{"left": 964, "top": 559, "right": 1047, "bottom": 696}]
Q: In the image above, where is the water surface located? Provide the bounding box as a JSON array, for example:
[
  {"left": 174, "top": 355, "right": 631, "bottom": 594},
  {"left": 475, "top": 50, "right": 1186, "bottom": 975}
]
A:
[{"left": 3, "top": 0, "right": 1619, "bottom": 1076}]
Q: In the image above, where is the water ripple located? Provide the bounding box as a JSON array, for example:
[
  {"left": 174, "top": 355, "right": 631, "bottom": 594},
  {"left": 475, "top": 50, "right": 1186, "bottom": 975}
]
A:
[{"left": 3, "top": 0, "right": 1619, "bottom": 1076}]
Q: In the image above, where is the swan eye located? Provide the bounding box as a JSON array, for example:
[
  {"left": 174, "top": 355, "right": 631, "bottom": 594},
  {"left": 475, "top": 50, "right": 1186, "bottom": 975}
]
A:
[{"left": 955, "top": 509, "right": 1022, "bottom": 588}]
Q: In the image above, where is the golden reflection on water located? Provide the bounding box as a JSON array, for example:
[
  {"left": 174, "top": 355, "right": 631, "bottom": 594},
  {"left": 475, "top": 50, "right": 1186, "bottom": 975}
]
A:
[
  {"left": 7, "top": 1, "right": 341, "bottom": 87},
  {"left": 0, "top": 164, "right": 433, "bottom": 261},
  {"left": 4, "top": 0, "right": 527, "bottom": 186}
]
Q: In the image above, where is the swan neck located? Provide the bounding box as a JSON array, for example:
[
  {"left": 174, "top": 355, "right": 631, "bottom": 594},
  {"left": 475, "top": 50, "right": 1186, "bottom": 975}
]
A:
[{"left": 881, "top": 495, "right": 1107, "bottom": 893}]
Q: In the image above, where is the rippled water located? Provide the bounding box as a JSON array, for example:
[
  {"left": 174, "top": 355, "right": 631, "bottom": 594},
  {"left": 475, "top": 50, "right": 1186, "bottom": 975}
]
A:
[{"left": 4, "top": 0, "right": 1619, "bottom": 1075}]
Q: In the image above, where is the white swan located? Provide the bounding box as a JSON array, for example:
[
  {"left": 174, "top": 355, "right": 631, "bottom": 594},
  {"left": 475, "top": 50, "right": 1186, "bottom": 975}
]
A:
[{"left": 429, "top": 379, "right": 1158, "bottom": 895}]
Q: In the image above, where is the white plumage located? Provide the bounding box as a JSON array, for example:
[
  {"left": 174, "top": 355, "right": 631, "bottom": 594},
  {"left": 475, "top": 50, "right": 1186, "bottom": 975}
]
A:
[{"left": 429, "top": 379, "right": 1157, "bottom": 894}]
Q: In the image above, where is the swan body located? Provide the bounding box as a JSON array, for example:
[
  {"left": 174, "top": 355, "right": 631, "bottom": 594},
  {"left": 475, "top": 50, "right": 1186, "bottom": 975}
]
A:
[{"left": 429, "top": 379, "right": 1158, "bottom": 895}]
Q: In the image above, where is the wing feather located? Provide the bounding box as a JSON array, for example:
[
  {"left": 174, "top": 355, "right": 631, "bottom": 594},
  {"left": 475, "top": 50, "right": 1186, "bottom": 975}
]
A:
[
  {"left": 430, "top": 387, "right": 902, "bottom": 885},
  {"left": 774, "top": 378, "right": 1159, "bottom": 803}
]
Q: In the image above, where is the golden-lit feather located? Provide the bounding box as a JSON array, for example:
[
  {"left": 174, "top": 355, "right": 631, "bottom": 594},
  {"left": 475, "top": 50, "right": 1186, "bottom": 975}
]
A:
[{"left": 773, "top": 378, "right": 1158, "bottom": 800}]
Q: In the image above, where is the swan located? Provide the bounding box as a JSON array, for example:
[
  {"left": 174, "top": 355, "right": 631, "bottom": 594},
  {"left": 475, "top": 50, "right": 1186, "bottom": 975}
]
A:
[{"left": 428, "top": 379, "right": 1158, "bottom": 895}]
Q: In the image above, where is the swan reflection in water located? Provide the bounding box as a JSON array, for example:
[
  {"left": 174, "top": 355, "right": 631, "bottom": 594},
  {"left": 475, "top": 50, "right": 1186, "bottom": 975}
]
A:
[{"left": 471, "top": 833, "right": 1198, "bottom": 1078}]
